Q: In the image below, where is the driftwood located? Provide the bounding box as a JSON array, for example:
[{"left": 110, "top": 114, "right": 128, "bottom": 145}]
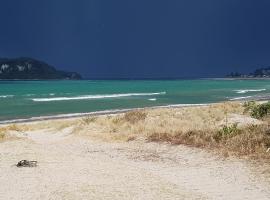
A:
[{"left": 16, "top": 160, "right": 37, "bottom": 167}]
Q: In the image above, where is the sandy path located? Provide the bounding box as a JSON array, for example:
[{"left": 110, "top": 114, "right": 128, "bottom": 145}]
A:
[{"left": 0, "top": 128, "right": 270, "bottom": 200}]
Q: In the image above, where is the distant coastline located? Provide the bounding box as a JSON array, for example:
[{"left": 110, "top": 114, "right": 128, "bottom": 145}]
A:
[
  {"left": 227, "top": 66, "right": 270, "bottom": 79},
  {"left": 209, "top": 77, "right": 270, "bottom": 80},
  {"left": 0, "top": 57, "right": 82, "bottom": 80}
]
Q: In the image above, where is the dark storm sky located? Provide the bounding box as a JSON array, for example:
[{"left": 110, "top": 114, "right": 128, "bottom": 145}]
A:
[{"left": 1, "top": 0, "right": 270, "bottom": 78}]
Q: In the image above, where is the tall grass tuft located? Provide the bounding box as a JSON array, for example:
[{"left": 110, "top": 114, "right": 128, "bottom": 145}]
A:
[
  {"left": 0, "top": 127, "right": 6, "bottom": 140},
  {"left": 81, "top": 116, "right": 97, "bottom": 125},
  {"left": 123, "top": 110, "right": 147, "bottom": 124}
]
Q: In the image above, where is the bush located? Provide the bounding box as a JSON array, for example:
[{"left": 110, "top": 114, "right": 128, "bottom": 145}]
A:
[
  {"left": 251, "top": 102, "right": 270, "bottom": 119},
  {"left": 243, "top": 101, "right": 270, "bottom": 119}
]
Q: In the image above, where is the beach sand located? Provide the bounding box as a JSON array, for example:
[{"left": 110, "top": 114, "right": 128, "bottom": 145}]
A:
[{"left": 0, "top": 103, "right": 270, "bottom": 199}]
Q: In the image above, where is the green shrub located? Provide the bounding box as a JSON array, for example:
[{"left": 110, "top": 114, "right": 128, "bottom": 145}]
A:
[
  {"left": 243, "top": 101, "right": 270, "bottom": 119},
  {"left": 251, "top": 102, "right": 270, "bottom": 119},
  {"left": 215, "top": 123, "right": 240, "bottom": 141}
]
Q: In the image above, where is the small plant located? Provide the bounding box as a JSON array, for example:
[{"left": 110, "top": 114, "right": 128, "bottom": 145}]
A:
[
  {"left": 0, "top": 130, "right": 5, "bottom": 139},
  {"left": 81, "top": 116, "right": 97, "bottom": 125},
  {"left": 111, "top": 117, "right": 122, "bottom": 125},
  {"left": 221, "top": 123, "right": 239, "bottom": 135},
  {"left": 247, "top": 124, "right": 259, "bottom": 132},
  {"left": 7, "top": 124, "right": 21, "bottom": 131},
  {"left": 123, "top": 110, "right": 147, "bottom": 124},
  {"left": 215, "top": 123, "right": 240, "bottom": 141},
  {"left": 0, "top": 126, "right": 8, "bottom": 139},
  {"left": 243, "top": 101, "right": 257, "bottom": 114}
]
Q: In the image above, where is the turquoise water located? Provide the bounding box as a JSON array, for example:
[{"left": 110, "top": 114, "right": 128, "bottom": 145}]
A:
[{"left": 1, "top": 79, "right": 270, "bottom": 121}]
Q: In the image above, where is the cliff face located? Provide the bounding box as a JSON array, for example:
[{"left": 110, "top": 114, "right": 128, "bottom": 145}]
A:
[{"left": 0, "top": 58, "right": 82, "bottom": 80}]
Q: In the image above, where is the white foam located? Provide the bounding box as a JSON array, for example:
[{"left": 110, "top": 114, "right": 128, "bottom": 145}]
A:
[
  {"left": 32, "top": 92, "right": 166, "bottom": 102},
  {"left": 148, "top": 98, "right": 157, "bottom": 101},
  {"left": 234, "top": 89, "right": 266, "bottom": 94},
  {"left": 0, "top": 95, "right": 14, "bottom": 98},
  {"left": 230, "top": 96, "right": 253, "bottom": 100}
]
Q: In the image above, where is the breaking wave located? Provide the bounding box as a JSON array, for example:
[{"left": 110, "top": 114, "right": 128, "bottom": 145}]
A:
[
  {"left": 230, "top": 96, "right": 253, "bottom": 100},
  {"left": 234, "top": 89, "right": 266, "bottom": 94},
  {"left": 32, "top": 92, "right": 166, "bottom": 102},
  {"left": 0, "top": 95, "right": 14, "bottom": 98},
  {"left": 25, "top": 94, "right": 35, "bottom": 97}
]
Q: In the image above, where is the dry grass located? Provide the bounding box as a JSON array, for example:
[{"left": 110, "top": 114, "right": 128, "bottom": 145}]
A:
[
  {"left": 0, "top": 124, "right": 31, "bottom": 140},
  {"left": 148, "top": 124, "right": 270, "bottom": 158},
  {"left": 4, "top": 102, "right": 270, "bottom": 159},
  {"left": 0, "top": 127, "right": 5, "bottom": 140},
  {"left": 70, "top": 102, "right": 244, "bottom": 141},
  {"left": 69, "top": 102, "right": 270, "bottom": 158},
  {"left": 81, "top": 116, "right": 98, "bottom": 125},
  {"left": 123, "top": 110, "right": 147, "bottom": 124}
]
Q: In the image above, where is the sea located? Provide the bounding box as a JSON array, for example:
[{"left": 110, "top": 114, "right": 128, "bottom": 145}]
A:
[{"left": 1, "top": 79, "right": 270, "bottom": 123}]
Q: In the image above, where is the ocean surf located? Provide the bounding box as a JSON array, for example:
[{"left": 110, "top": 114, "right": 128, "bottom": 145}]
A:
[{"left": 1, "top": 79, "right": 270, "bottom": 121}]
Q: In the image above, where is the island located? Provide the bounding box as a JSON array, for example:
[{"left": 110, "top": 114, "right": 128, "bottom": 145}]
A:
[{"left": 0, "top": 57, "right": 82, "bottom": 80}]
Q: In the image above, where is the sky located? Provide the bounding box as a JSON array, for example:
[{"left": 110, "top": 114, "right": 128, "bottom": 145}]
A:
[{"left": 1, "top": 0, "right": 270, "bottom": 78}]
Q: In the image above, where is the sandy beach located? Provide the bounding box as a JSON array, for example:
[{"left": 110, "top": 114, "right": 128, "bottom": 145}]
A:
[
  {"left": 1, "top": 102, "right": 270, "bottom": 199},
  {"left": 3, "top": 0, "right": 270, "bottom": 199}
]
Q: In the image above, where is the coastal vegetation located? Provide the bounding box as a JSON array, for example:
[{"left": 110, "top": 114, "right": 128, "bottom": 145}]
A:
[
  {"left": 0, "top": 128, "right": 5, "bottom": 140},
  {"left": 68, "top": 102, "right": 269, "bottom": 159},
  {"left": 244, "top": 101, "right": 270, "bottom": 119},
  {"left": 2, "top": 102, "right": 270, "bottom": 159},
  {"left": 0, "top": 124, "right": 28, "bottom": 140}
]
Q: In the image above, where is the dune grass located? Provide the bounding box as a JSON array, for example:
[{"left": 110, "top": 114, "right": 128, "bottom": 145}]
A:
[
  {"left": 71, "top": 102, "right": 243, "bottom": 140},
  {"left": 3, "top": 101, "right": 270, "bottom": 159},
  {"left": 0, "top": 124, "right": 30, "bottom": 140},
  {"left": 0, "top": 128, "right": 5, "bottom": 140},
  {"left": 70, "top": 102, "right": 269, "bottom": 158},
  {"left": 148, "top": 123, "right": 270, "bottom": 158}
]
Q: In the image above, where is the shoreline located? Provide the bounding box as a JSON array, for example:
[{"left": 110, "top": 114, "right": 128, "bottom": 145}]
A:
[
  {"left": 2, "top": 93, "right": 270, "bottom": 125},
  {"left": 209, "top": 77, "right": 270, "bottom": 80},
  {"left": 0, "top": 103, "right": 209, "bottom": 125},
  {"left": 1, "top": 99, "right": 270, "bottom": 199}
]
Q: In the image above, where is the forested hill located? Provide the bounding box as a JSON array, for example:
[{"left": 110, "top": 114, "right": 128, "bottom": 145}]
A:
[{"left": 0, "top": 58, "right": 82, "bottom": 80}]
